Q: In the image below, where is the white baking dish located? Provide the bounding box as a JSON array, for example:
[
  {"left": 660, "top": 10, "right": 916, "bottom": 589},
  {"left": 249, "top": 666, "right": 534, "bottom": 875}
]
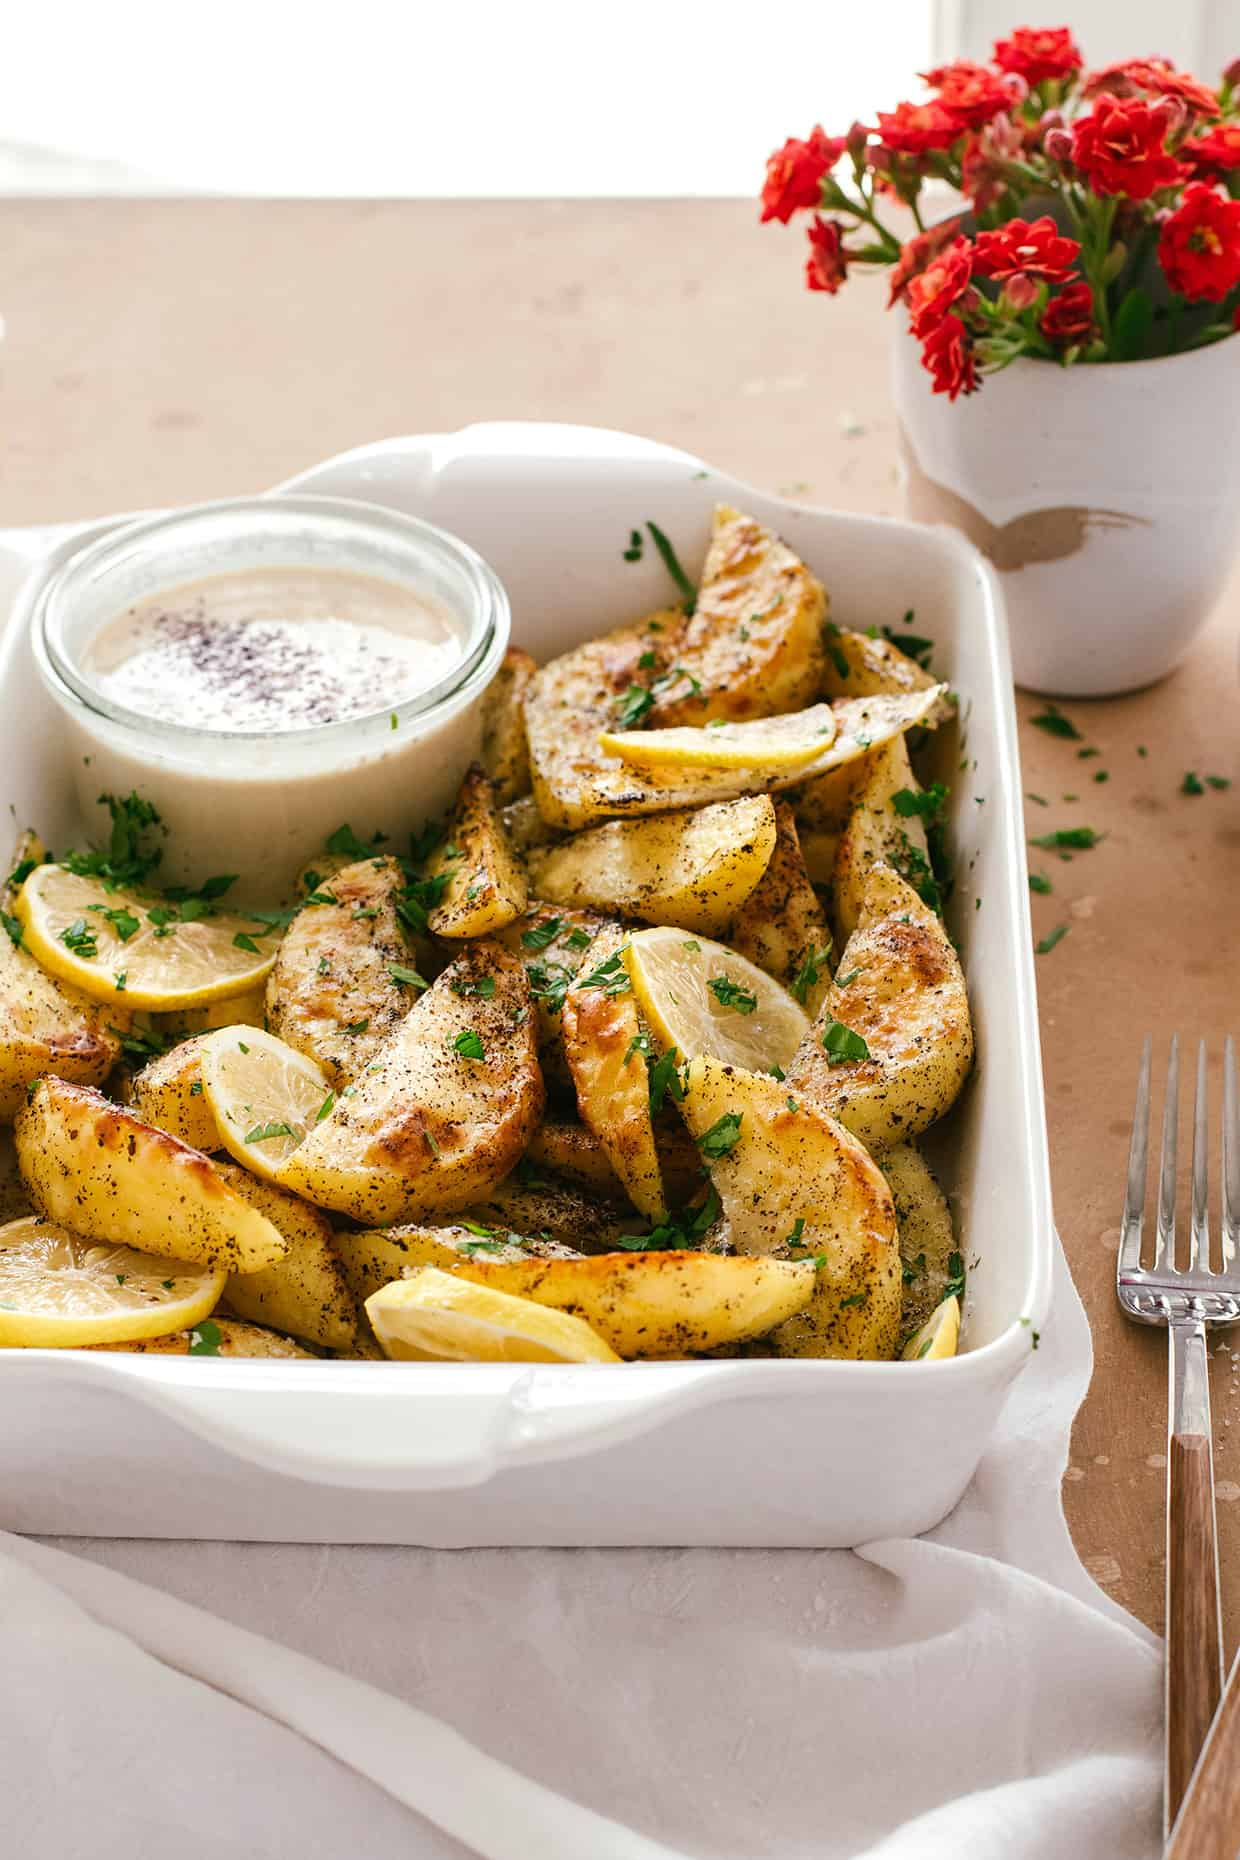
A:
[{"left": 0, "top": 423, "right": 1053, "bottom": 1546}]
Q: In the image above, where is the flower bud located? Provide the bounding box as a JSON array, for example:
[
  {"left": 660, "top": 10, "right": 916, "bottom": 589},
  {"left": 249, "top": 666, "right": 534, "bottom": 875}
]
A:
[
  {"left": 1224, "top": 57, "right": 1240, "bottom": 88},
  {"left": 1002, "top": 273, "right": 1041, "bottom": 311},
  {"left": 846, "top": 119, "right": 870, "bottom": 158},
  {"left": 1038, "top": 109, "right": 1065, "bottom": 132},
  {"left": 1043, "top": 127, "right": 1074, "bottom": 163},
  {"left": 1099, "top": 241, "right": 1128, "bottom": 285},
  {"left": 868, "top": 146, "right": 892, "bottom": 173},
  {"left": 1152, "top": 95, "right": 1187, "bottom": 135}
]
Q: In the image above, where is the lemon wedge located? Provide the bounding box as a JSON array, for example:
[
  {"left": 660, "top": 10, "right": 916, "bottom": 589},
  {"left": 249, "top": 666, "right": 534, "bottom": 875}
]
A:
[
  {"left": 902, "top": 1294, "right": 961, "bottom": 1362},
  {"left": 623, "top": 926, "right": 810, "bottom": 1072},
  {"left": 599, "top": 703, "right": 838, "bottom": 773},
  {"left": 365, "top": 1267, "right": 621, "bottom": 1363},
  {"left": 197, "top": 1026, "right": 332, "bottom": 1184},
  {"left": 0, "top": 1215, "right": 224, "bottom": 1348},
  {"left": 16, "top": 866, "right": 277, "bottom": 1011}
]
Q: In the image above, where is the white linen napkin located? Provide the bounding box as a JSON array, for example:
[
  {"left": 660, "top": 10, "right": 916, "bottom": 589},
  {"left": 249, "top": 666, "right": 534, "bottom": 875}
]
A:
[{"left": 1, "top": 1242, "right": 1161, "bottom": 1860}]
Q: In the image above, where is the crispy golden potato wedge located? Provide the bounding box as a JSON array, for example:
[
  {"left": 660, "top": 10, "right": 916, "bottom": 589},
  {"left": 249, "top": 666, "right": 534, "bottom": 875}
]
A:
[
  {"left": 599, "top": 705, "right": 837, "bottom": 774},
  {"left": 439, "top": 1248, "right": 816, "bottom": 1358},
  {"left": 788, "top": 864, "right": 973, "bottom": 1148},
  {"left": 461, "top": 1169, "right": 638, "bottom": 1255},
  {"left": 678, "top": 1055, "right": 902, "bottom": 1359},
  {"left": 493, "top": 902, "right": 613, "bottom": 1089},
  {"left": 277, "top": 942, "right": 544, "bottom": 1224},
  {"left": 130, "top": 1034, "right": 219, "bottom": 1150},
  {"left": 424, "top": 764, "right": 529, "bottom": 938},
  {"left": 561, "top": 925, "right": 664, "bottom": 1218},
  {"left": 727, "top": 801, "right": 833, "bottom": 1015},
  {"left": 820, "top": 624, "right": 938, "bottom": 702},
  {"left": 91, "top": 1319, "right": 315, "bottom": 1357},
  {"left": 332, "top": 1222, "right": 580, "bottom": 1308},
  {"left": 480, "top": 647, "right": 537, "bottom": 803},
  {"left": 880, "top": 1142, "right": 959, "bottom": 1339},
  {"left": 211, "top": 1159, "right": 357, "bottom": 1350},
  {"left": 0, "top": 1128, "right": 33, "bottom": 1224},
  {"left": 645, "top": 505, "right": 827, "bottom": 727},
  {"left": 529, "top": 796, "right": 777, "bottom": 935},
  {"left": 831, "top": 737, "right": 930, "bottom": 942},
  {"left": 14, "top": 1078, "right": 287, "bottom": 1273},
  {"left": 266, "top": 856, "right": 429, "bottom": 1087},
  {"left": 526, "top": 1119, "right": 702, "bottom": 1206}
]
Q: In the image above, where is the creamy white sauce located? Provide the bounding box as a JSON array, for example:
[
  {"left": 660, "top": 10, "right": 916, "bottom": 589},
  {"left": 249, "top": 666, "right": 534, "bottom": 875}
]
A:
[{"left": 84, "top": 567, "right": 463, "bottom": 732}]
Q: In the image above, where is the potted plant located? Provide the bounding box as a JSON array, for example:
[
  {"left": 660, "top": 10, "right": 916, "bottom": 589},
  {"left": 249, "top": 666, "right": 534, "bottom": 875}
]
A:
[{"left": 761, "top": 28, "right": 1240, "bottom": 695}]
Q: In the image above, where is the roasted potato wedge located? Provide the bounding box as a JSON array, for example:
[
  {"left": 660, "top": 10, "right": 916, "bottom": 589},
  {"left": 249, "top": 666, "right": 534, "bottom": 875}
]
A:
[
  {"left": 529, "top": 796, "right": 777, "bottom": 935},
  {"left": 14, "top": 1078, "right": 287, "bottom": 1273},
  {"left": 480, "top": 647, "right": 536, "bottom": 802},
  {"left": 92, "top": 1319, "right": 315, "bottom": 1357},
  {"left": 424, "top": 764, "right": 528, "bottom": 938},
  {"left": 461, "top": 1169, "right": 638, "bottom": 1255},
  {"left": 880, "top": 1142, "right": 959, "bottom": 1339},
  {"left": 644, "top": 505, "right": 827, "bottom": 727},
  {"left": 526, "top": 1118, "right": 703, "bottom": 1207},
  {"left": 831, "top": 737, "right": 930, "bottom": 942},
  {"left": 820, "top": 623, "right": 938, "bottom": 701},
  {"left": 788, "top": 864, "right": 973, "bottom": 1148},
  {"left": 678, "top": 1055, "right": 902, "bottom": 1358},
  {"left": 438, "top": 1248, "right": 816, "bottom": 1358},
  {"left": 266, "top": 856, "right": 429, "bottom": 1087},
  {"left": 210, "top": 1159, "right": 357, "bottom": 1350},
  {"left": 332, "top": 1221, "right": 581, "bottom": 1307},
  {"left": 0, "top": 1128, "right": 33, "bottom": 1224},
  {"left": 501, "top": 795, "right": 563, "bottom": 859},
  {"left": 727, "top": 800, "right": 833, "bottom": 1015},
  {"left": 561, "top": 925, "right": 664, "bottom": 1218},
  {"left": 277, "top": 941, "right": 544, "bottom": 1224},
  {"left": 493, "top": 902, "right": 613, "bottom": 1089},
  {"left": 130, "top": 1034, "right": 219, "bottom": 1150}
]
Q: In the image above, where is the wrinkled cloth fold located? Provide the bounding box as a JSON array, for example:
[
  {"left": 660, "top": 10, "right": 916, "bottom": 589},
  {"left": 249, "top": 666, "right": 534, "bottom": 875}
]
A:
[{"left": 1, "top": 1242, "right": 1161, "bottom": 1859}]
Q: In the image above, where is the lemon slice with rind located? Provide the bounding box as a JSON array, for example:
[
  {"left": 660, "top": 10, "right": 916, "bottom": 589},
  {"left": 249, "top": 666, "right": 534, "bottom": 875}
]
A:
[
  {"left": 902, "top": 1294, "right": 961, "bottom": 1362},
  {"left": 365, "top": 1267, "right": 621, "bottom": 1363},
  {"left": 624, "top": 926, "right": 810, "bottom": 1072},
  {"left": 0, "top": 1215, "right": 224, "bottom": 1347},
  {"left": 16, "top": 865, "right": 277, "bottom": 1011},
  {"left": 198, "top": 1026, "right": 332, "bottom": 1184},
  {"left": 599, "top": 703, "right": 838, "bottom": 773}
]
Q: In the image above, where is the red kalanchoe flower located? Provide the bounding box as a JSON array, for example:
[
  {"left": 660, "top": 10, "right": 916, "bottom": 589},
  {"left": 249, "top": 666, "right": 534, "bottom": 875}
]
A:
[
  {"left": 959, "top": 133, "right": 1007, "bottom": 211},
  {"left": 1158, "top": 182, "right": 1240, "bottom": 301},
  {"left": 1083, "top": 58, "right": 1218, "bottom": 117},
  {"left": 920, "top": 314, "right": 979, "bottom": 399},
  {"left": 873, "top": 99, "right": 964, "bottom": 157},
  {"left": 905, "top": 236, "right": 975, "bottom": 337},
  {"left": 804, "top": 216, "right": 850, "bottom": 293},
  {"left": 1071, "top": 97, "right": 1187, "bottom": 199},
  {"left": 973, "top": 215, "right": 1081, "bottom": 281},
  {"left": 1039, "top": 280, "right": 1095, "bottom": 344},
  {"left": 760, "top": 126, "right": 846, "bottom": 224},
  {"left": 1181, "top": 123, "right": 1240, "bottom": 179},
  {"left": 887, "top": 215, "right": 966, "bottom": 305},
  {"left": 921, "top": 60, "right": 1016, "bottom": 130},
  {"left": 993, "top": 26, "right": 1081, "bottom": 85}
]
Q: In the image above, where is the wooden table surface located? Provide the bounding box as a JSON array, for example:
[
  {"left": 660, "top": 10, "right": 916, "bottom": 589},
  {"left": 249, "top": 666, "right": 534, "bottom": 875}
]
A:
[{"left": 3, "top": 198, "right": 1237, "bottom": 1636}]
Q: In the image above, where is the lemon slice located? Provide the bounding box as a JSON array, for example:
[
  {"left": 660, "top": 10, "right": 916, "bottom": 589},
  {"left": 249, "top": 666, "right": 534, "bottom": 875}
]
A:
[
  {"left": 624, "top": 926, "right": 810, "bottom": 1072},
  {"left": 599, "top": 704, "right": 837, "bottom": 773},
  {"left": 0, "top": 1215, "right": 224, "bottom": 1347},
  {"left": 197, "top": 1026, "right": 332, "bottom": 1184},
  {"left": 902, "top": 1294, "right": 961, "bottom": 1362},
  {"left": 16, "top": 865, "right": 277, "bottom": 1011},
  {"left": 365, "top": 1267, "right": 621, "bottom": 1363}
]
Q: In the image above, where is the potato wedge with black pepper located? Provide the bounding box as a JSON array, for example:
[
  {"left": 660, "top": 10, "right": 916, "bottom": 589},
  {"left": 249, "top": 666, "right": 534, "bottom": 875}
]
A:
[
  {"left": 529, "top": 796, "right": 777, "bottom": 935},
  {"left": 678, "top": 1054, "right": 902, "bottom": 1359},
  {"left": 130, "top": 1034, "right": 219, "bottom": 1150},
  {"left": 831, "top": 737, "right": 930, "bottom": 942},
  {"left": 480, "top": 647, "right": 537, "bottom": 802},
  {"left": 788, "top": 864, "right": 973, "bottom": 1149},
  {"left": 266, "top": 855, "right": 430, "bottom": 1087},
  {"left": 212, "top": 1159, "right": 357, "bottom": 1350},
  {"left": 820, "top": 623, "right": 938, "bottom": 702},
  {"left": 727, "top": 800, "right": 833, "bottom": 1015},
  {"left": 880, "top": 1141, "right": 959, "bottom": 1339},
  {"left": 14, "top": 1077, "right": 287, "bottom": 1273},
  {"left": 332, "top": 1222, "right": 581, "bottom": 1307},
  {"left": 526, "top": 1117, "right": 703, "bottom": 1207},
  {"left": 561, "top": 924, "right": 665, "bottom": 1219},
  {"left": 423, "top": 764, "right": 528, "bottom": 938},
  {"left": 277, "top": 941, "right": 544, "bottom": 1224},
  {"left": 492, "top": 901, "right": 612, "bottom": 1093}
]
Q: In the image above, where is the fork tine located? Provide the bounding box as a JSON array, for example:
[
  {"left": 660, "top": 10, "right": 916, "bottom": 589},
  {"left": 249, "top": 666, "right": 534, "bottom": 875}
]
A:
[
  {"left": 1154, "top": 1035, "right": 1180, "bottom": 1273},
  {"left": 1224, "top": 1036, "right": 1240, "bottom": 1271},
  {"left": 1190, "top": 1040, "right": 1211, "bottom": 1273},
  {"left": 1119, "top": 1035, "right": 1152, "bottom": 1274}
]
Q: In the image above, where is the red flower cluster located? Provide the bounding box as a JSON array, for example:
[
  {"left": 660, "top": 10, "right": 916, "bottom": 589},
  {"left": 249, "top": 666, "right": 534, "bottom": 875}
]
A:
[
  {"left": 1039, "top": 281, "right": 1094, "bottom": 344},
  {"left": 1083, "top": 58, "right": 1218, "bottom": 119},
  {"left": 1158, "top": 183, "right": 1240, "bottom": 301},
  {"left": 973, "top": 215, "right": 1080, "bottom": 280},
  {"left": 805, "top": 217, "right": 850, "bottom": 294},
  {"left": 921, "top": 316, "right": 978, "bottom": 399},
  {"left": 872, "top": 99, "right": 962, "bottom": 157},
  {"left": 1071, "top": 96, "right": 1186, "bottom": 199},
  {"left": 1181, "top": 123, "right": 1240, "bottom": 179},
  {"left": 760, "top": 126, "right": 845, "bottom": 224},
  {"left": 993, "top": 26, "right": 1080, "bottom": 85},
  {"left": 921, "top": 60, "right": 1017, "bottom": 131},
  {"left": 905, "top": 237, "right": 974, "bottom": 336}
]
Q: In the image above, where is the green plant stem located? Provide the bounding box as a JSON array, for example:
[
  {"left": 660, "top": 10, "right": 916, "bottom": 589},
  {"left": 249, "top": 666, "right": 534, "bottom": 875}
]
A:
[{"left": 908, "top": 195, "right": 926, "bottom": 233}]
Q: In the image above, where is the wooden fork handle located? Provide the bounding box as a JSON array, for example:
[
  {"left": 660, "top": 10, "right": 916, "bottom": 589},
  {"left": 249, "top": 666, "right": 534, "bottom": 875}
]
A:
[
  {"left": 1166, "top": 1322, "right": 1225, "bottom": 1833},
  {"left": 1166, "top": 1644, "right": 1240, "bottom": 1858}
]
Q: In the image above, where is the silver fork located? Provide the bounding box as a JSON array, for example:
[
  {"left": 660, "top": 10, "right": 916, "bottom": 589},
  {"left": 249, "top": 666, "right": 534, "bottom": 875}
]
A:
[{"left": 1118, "top": 1036, "right": 1240, "bottom": 1834}]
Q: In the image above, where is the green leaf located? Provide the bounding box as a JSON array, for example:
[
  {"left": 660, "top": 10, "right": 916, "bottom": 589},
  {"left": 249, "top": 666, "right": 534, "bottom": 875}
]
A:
[
  {"left": 647, "top": 1047, "right": 686, "bottom": 1113},
  {"left": 1028, "top": 872, "right": 1053, "bottom": 895},
  {"left": 821, "top": 1019, "right": 870, "bottom": 1065},
  {"left": 244, "top": 1121, "right": 296, "bottom": 1144},
  {"left": 1182, "top": 771, "right": 1205, "bottom": 796},
  {"left": 892, "top": 783, "right": 948, "bottom": 820},
  {"left": 696, "top": 1111, "right": 743, "bottom": 1160},
  {"left": 521, "top": 916, "right": 565, "bottom": 951},
  {"left": 1110, "top": 287, "right": 1153, "bottom": 363},
  {"left": 645, "top": 521, "right": 697, "bottom": 614},
  {"left": 1036, "top": 925, "right": 1070, "bottom": 955},
  {"left": 453, "top": 1029, "right": 486, "bottom": 1061},
  {"left": 187, "top": 1319, "right": 222, "bottom": 1356},
  {"left": 389, "top": 963, "right": 429, "bottom": 990},
  {"left": 1029, "top": 703, "right": 1081, "bottom": 741},
  {"left": 1, "top": 910, "right": 22, "bottom": 948},
  {"left": 326, "top": 823, "right": 384, "bottom": 860},
  {"left": 1029, "top": 827, "right": 1101, "bottom": 850},
  {"left": 708, "top": 974, "right": 758, "bottom": 1015}
]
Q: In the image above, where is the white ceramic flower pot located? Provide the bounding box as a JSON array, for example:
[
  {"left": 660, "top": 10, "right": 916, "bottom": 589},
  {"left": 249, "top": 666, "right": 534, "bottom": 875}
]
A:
[{"left": 892, "top": 324, "right": 1240, "bottom": 696}]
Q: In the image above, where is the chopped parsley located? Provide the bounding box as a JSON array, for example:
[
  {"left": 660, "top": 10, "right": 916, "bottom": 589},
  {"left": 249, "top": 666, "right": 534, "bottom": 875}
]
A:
[
  {"left": 1209, "top": 775, "right": 1232, "bottom": 791},
  {"left": 839, "top": 1292, "right": 867, "bottom": 1310},
  {"left": 616, "top": 1183, "right": 721, "bottom": 1252},
  {"left": 881, "top": 621, "right": 934, "bottom": 668},
  {"left": 233, "top": 932, "right": 261, "bottom": 953},
  {"left": 576, "top": 949, "right": 631, "bottom": 996},
  {"left": 902, "top": 1252, "right": 926, "bottom": 1284},
  {"left": 108, "top": 1022, "right": 172, "bottom": 1062},
  {"left": 451, "top": 975, "right": 495, "bottom": 1000},
  {"left": 315, "top": 1090, "right": 336, "bottom": 1124},
  {"left": 453, "top": 1029, "right": 486, "bottom": 1061},
  {"left": 1, "top": 910, "right": 21, "bottom": 948},
  {"left": 891, "top": 783, "right": 947, "bottom": 820},
  {"left": 789, "top": 945, "right": 831, "bottom": 1005},
  {"left": 784, "top": 1217, "right": 806, "bottom": 1249},
  {"left": 1182, "top": 771, "right": 1205, "bottom": 795},
  {"left": 326, "top": 823, "right": 385, "bottom": 860},
  {"left": 1028, "top": 872, "right": 1052, "bottom": 895},
  {"left": 187, "top": 1319, "right": 222, "bottom": 1356},
  {"left": 61, "top": 791, "right": 165, "bottom": 888},
  {"left": 638, "top": 649, "right": 657, "bottom": 671},
  {"left": 1077, "top": 747, "right": 1101, "bottom": 760},
  {"left": 5, "top": 856, "right": 38, "bottom": 890},
  {"left": 944, "top": 1251, "right": 966, "bottom": 1300},
  {"left": 647, "top": 1047, "right": 686, "bottom": 1113},
  {"left": 645, "top": 520, "right": 697, "bottom": 614},
  {"left": 60, "top": 918, "right": 98, "bottom": 958},
  {"left": 708, "top": 974, "right": 758, "bottom": 1015},
  {"left": 302, "top": 889, "right": 339, "bottom": 908},
  {"left": 622, "top": 527, "right": 643, "bottom": 562},
  {"left": 521, "top": 916, "right": 566, "bottom": 950},
  {"left": 114, "top": 972, "right": 127, "bottom": 991},
  {"left": 88, "top": 904, "right": 140, "bottom": 941},
  {"left": 525, "top": 958, "right": 575, "bottom": 1012},
  {"left": 389, "top": 963, "right": 429, "bottom": 990},
  {"left": 564, "top": 926, "right": 594, "bottom": 951},
  {"left": 244, "top": 1120, "right": 296, "bottom": 1144},
  {"left": 696, "top": 1111, "right": 743, "bottom": 1159},
  {"left": 625, "top": 1030, "right": 654, "bottom": 1066},
  {"left": 616, "top": 684, "right": 655, "bottom": 729},
  {"left": 821, "top": 1019, "right": 870, "bottom": 1065},
  {"left": 835, "top": 967, "right": 861, "bottom": 987},
  {"left": 1028, "top": 827, "right": 1101, "bottom": 851},
  {"left": 1029, "top": 703, "right": 1081, "bottom": 740},
  {"left": 1036, "top": 925, "right": 1070, "bottom": 955},
  {"left": 342, "top": 1018, "right": 371, "bottom": 1035},
  {"left": 424, "top": 1130, "right": 442, "bottom": 1157}
]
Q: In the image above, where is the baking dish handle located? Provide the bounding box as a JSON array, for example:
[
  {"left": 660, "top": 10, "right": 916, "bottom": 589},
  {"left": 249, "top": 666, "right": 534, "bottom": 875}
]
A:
[{"left": 103, "top": 1360, "right": 739, "bottom": 1492}]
